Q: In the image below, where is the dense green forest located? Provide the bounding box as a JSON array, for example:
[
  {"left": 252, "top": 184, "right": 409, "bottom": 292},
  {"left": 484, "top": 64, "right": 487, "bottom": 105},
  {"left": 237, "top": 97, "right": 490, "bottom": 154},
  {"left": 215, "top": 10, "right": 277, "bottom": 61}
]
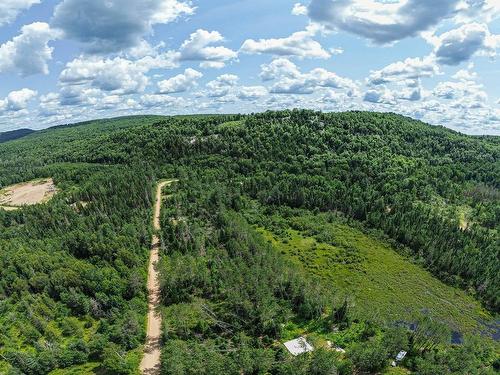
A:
[
  {"left": 0, "top": 111, "right": 498, "bottom": 374},
  {"left": 0, "top": 129, "right": 35, "bottom": 144}
]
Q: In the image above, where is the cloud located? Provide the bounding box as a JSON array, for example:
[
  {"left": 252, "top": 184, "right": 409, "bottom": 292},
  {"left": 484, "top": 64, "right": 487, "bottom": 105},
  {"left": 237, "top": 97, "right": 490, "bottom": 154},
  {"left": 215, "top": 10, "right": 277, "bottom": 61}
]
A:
[
  {"left": 259, "top": 58, "right": 302, "bottom": 81},
  {"left": 176, "top": 29, "right": 238, "bottom": 68},
  {"left": 320, "top": 90, "right": 349, "bottom": 104},
  {"left": 196, "top": 76, "right": 267, "bottom": 102},
  {"left": 261, "top": 58, "right": 357, "bottom": 95},
  {"left": 427, "top": 23, "right": 500, "bottom": 65},
  {"left": 205, "top": 74, "right": 239, "bottom": 97},
  {"left": 270, "top": 78, "right": 315, "bottom": 94},
  {"left": 0, "top": 0, "right": 40, "bottom": 26},
  {"left": 363, "top": 90, "right": 381, "bottom": 103},
  {"left": 126, "top": 40, "right": 165, "bottom": 59},
  {"left": 367, "top": 56, "right": 439, "bottom": 86},
  {"left": 59, "top": 86, "right": 85, "bottom": 106},
  {"left": 95, "top": 94, "right": 141, "bottom": 112},
  {"left": 454, "top": 0, "right": 500, "bottom": 23},
  {"left": 427, "top": 70, "right": 489, "bottom": 115},
  {"left": 240, "top": 25, "right": 330, "bottom": 59},
  {"left": 363, "top": 88, "right": 393, "bottom": 104},
  {"left": 308, "top": 68, "right": 358, "bottom": 91},
  {"left": 237, "top": 86, "right": 268, "bottom": 100},
  {"left": 0, "top": 22, "right": 60, "bottom": 77},
  {"left": 330, "top": 47, "right": 344, "bottom": 55},
  {"left": 39, "top": 89, "right": 137, "bottom": 119},
  {"left": 292, "top": 3, "right": 307, "bottom": 16},
  {"left": 96, "top": 95, "right": 123, "bottom": 110},
  {"left": 433, "top": 80, "right": 486, "bottom": 101},
  {"left": 58, "top": 55, "right": 169, "bottom": 95},
  {"left": 260, "top": 95, "right": 303, "bottom": 111},
  {"left": 139, "top": 94, "right": 188, "bottom": 109},
  {"left": 364, "top": 84, "right": 425, "bottom": 103},
  {"left": 58, "top": 87, "right": 102, "bottom": 106},
  {"left": 307, "top": 0, "right": 461, "bottom": 44},
  {"left": 0, "top": 88, "right": 37, "bottom": 112},
  {"left": 39, "top": 92, "right": 61, "bottom": 116},
  {"left": 52, "top": 0, "right": 194, "bottom": 53},
  {"left": 157, "top": 68, "right": 203, "bottom": 94},
  {"left": 452, "top": 68, "right": 477, "bottom": 81},
  {"left": 397, "top": 87, "right": 423, "bottom": 101}
]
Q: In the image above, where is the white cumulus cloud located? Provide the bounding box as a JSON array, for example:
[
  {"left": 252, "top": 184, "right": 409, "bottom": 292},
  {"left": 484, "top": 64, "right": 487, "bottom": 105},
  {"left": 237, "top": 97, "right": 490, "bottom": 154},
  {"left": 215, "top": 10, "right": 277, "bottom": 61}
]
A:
[
  {"left": 240, "top": 25, "right": 330, "bottom": 59},
  {"left": 426, "top": 23, "right": 500, "bottom": 65},
  {"left": 139, "top": 94, "right": 188, "bottom": 109},
  {"left": 292, "top": 3, "right": 307, "bottom": 16},
  {"left": 0, "top": 22, "right": 60, "bottom": 77},
  {"left": 433, "top": 80, "right": 487, "bottom": 101},
  {"left": 157, "top": 68, "right": 203, "bottom": 94},
  {"left": 259, "top": 58, "right": 302, "bottom": 81},
  {"left": 307, "top": 0, "right": 461, "bottom": 44},
  {"left": 261, "top": 58, "right": 358, "bottom": 95},
  {"left": 205, "top": 74, "right": 239, "bottom": 97},
  {"left": 0, "top": 0, "right": 40, "bottom": 26},
  {"left": 367, "top": 56, "right": 439, "bottom": 86},
  {"left": 57, "top": 54, "right": 178, "bottom": 95},
  {"left": 0, "top": 88, "right": 38, "bottom": 112},
  {"left": 237, "top": 86, "right": 268, "bottom": 100},
  {"left": 175, "top": 29, "right": 238, "bottom": 68}
]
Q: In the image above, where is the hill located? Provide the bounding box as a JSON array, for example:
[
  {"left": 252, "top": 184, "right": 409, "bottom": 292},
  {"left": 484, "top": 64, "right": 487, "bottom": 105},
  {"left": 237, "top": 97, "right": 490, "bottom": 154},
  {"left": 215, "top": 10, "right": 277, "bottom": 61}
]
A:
[
  {"left": 0, "top": 128, "right": 35, "bottom": 143},
  {"left": 0, "top": 111, "right": 498, "bottom": 374}
]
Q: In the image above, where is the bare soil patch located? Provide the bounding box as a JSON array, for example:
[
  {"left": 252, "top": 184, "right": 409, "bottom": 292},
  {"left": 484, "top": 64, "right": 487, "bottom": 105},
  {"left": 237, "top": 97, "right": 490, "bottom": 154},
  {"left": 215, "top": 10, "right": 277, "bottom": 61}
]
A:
[{"left": 0, "top": 178, "right": 57, "bottom": 208}]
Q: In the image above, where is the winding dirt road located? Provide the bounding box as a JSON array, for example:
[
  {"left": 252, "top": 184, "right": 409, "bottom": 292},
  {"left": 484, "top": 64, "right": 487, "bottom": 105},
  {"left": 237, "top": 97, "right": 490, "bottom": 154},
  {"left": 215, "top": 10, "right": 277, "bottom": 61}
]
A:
[{"left": 140, "top": 180, "right": 175, "bottom": 374}]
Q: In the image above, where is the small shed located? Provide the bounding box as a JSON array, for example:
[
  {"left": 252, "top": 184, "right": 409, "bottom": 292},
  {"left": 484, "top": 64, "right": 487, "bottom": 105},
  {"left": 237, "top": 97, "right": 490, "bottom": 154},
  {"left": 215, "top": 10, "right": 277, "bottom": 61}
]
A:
[
  {"left": 396, "top": 351, "right": 407, "bottom": 361},
  {"left": 283, "top": 337, "right": 314, "bottom": 356},
  {"left": 392, "top": 350, "right": 407, "bottom": 366}
]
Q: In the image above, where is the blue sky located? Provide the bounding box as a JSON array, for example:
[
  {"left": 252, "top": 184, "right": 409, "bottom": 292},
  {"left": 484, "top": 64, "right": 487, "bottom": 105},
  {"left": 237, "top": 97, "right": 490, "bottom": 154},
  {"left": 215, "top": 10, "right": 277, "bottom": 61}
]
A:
[{"left": 0, "top": 0, "right": 499, "bottom": 134}]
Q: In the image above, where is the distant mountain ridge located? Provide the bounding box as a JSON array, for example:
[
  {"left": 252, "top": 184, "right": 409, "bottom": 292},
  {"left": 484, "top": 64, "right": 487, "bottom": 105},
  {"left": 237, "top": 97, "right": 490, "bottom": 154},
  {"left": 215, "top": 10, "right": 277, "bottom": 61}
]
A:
[
  {"left": 0, "top": 128, "right": 35, "bottom": 143},
  {"left": 0, "top": 115, "right": 169, "bottom": 144}
]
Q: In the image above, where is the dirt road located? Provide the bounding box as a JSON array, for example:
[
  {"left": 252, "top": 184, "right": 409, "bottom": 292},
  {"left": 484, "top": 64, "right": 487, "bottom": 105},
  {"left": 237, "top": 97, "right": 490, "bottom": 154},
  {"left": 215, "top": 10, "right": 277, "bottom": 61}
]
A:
[{"left": 140, "top": 180, "right": 176, "bottom": 374}]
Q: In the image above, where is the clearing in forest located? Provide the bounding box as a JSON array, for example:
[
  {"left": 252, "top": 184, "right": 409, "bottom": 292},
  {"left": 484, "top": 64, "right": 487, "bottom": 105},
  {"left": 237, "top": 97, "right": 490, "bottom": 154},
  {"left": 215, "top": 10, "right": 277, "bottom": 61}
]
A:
[
  {"left": 257, "top": 213, "right": 495, "bottom": 336},
  {"left": 0, "top": 178, "right": 57, "bottom": 209}
]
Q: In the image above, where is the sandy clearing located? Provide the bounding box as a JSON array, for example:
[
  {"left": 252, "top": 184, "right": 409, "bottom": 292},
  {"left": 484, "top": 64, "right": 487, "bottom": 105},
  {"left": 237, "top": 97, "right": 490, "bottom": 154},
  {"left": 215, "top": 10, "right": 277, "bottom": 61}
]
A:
[
  {"left": 0, "top": 178, "right": 56, "bottom": 207},
  {"left": 140, "top": 179, "right": 177, "bottom": 375}
]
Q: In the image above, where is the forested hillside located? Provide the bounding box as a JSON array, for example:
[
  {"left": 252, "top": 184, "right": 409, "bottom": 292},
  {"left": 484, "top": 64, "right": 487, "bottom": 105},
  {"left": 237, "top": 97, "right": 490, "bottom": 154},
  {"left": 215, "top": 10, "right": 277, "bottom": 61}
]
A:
[
  {"left": 0, "top": 111, "right": 498, "bottom": 374},
  {"left": 0, "top": 129, "right": 35, "bottom": 144}
]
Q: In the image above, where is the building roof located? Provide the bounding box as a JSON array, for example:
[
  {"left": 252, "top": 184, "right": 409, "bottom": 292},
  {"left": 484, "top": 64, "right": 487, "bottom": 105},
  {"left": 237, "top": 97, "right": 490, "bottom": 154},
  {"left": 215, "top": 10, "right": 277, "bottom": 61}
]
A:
[
  {"left": 396, "top": 350, "right": 407, "bottom": 361},
  {"left": 283, "top": 337, "right": 314, "bottom": 356}
]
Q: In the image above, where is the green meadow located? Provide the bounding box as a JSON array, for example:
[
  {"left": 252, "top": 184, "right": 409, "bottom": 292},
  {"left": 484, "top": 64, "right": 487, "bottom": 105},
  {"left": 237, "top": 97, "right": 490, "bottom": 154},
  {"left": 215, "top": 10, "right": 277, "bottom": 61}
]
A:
[{"left": 255, "top": 212, "right": 494, "bottom": 335}]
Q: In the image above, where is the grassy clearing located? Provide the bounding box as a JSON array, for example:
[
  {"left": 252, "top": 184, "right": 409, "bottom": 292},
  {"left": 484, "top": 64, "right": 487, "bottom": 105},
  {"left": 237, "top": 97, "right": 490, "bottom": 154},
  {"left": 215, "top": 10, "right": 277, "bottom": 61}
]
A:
[
  {"left": 256, "top": 213, "right": 493, "bottom": 335},
  {"left": 457, "top": 204, "right": 474, "bottom": 230},
  {"left": 1, "top": 315, "right": 99, "bottom": 375},
  {"left": 48, "top": 362, "right": 101, "bottom": 375},
  {"left": 217, "top": 120, "right": 244, "bottom": 131},
  {"left": 47, "top": 348, "right": 142, "bottom": 375}
]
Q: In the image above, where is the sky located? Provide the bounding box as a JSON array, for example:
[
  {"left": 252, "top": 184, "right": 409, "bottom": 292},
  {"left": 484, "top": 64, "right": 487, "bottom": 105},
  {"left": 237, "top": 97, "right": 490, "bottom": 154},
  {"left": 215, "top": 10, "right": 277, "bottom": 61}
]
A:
[{"left": 0, "top": 0, "right": 499, "bottom": 134}]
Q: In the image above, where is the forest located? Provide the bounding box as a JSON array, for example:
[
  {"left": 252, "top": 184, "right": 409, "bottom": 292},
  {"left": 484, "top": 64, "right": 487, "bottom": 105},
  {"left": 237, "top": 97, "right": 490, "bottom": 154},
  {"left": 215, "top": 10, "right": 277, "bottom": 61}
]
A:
[{"left": 0, "top": 110, "right": 498, "bottom": 374}]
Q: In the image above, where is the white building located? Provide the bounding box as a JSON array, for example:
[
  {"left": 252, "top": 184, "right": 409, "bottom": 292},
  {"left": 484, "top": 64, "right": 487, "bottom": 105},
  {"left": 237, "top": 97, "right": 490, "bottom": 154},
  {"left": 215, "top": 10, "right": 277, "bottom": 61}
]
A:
[{"left": 283, "top": 337, "right": 314, "bottom": 356}]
